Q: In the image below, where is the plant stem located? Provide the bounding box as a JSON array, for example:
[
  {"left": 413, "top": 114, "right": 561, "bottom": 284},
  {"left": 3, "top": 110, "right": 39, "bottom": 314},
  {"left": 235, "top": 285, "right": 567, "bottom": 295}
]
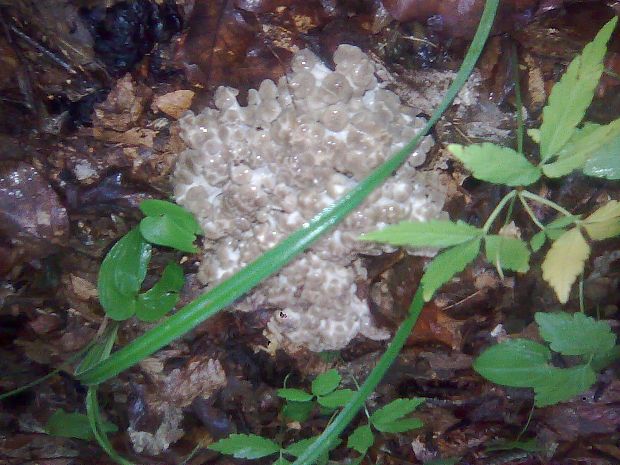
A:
[
  {"left": 511, "top": 42, "right": 525, "bottom": 154},
  {"left": 519, "top": 191, "right": 573, "bottom": 217},
  {"left": 482, "top": 190, "right": 517, "bottom": 234},
  {"left": 517, "top": 194, "right": 545, "bottom": 230}
]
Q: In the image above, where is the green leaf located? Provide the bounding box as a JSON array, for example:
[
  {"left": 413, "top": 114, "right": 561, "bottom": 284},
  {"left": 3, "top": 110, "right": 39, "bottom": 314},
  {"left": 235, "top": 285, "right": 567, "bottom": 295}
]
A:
[
  {"left": 311, "top": 369, "right": 341, "bottom": 397},
  {"left": 448, "top": 143, "right": 541, "bottom": 186},
  {"left": 542, "top": 119, "right": 620, "bottom": 177},
  {"left": 534, "top": 365, "right": 596, "bottom": 407},
  {"left": 135, "top": 262, "right": 184, "bottom": 322},
  {"left": 541, "top": 228, "right": 591, "bottom": 303},
  {"left": 45, "top": 409, "right": 117, "bottom": 441},
  {"left": 582, "top": 200, "right": 620, "bottom": 240},
  {"left": 272, "top": 458, "right": 292, "bottom": 465},
  {"left": 530, "top": 231, "right": 546, "bottom": 252},
  {"left": 539, "top": 17, "right": 618, "bottom": 160},
  {"left": 369, "top": 398, "right": 425, "bottom": 427},
  {"left": 282, "top": 401, "right": 313, "bottom": 422},
  {"left": 421, "top": 238, "right": 481, "bottom": 301},
  {"left": 484, "top": 235, "right": 530, "bottom": 273},
  {"left": 347, "top": 424, "right": 374, "bottom": 454},
  {"left": 372, "top": 417, "right": 423, "bottom": 433},
  {"left": 97, "top": 228, "right": 151, "bottom": 320},
  {"left": 277, "top": 388, "right": 313, "bottom": 402},
  {"left": 284, "top": 437, "right": 340, "bottom": 459},
  {"left": 486, "top": 439, "right": 541, "bottom": 452},
  {"left": 140, "top": 215, "right": 199, "bottom": 253},
  {"left": 140, "top": 199, "right": 202, "bottom": 235},
  {"left": 534, "top": 312, "right": 616, "bottom": 357},
  {"left": 208, "top": 434, "right": 280, "bottom": 459},
  {"left": 317, "top": 389, "right": 355, "bottom": 408},
  {"left": 360, "top": 220, "right": 482, "bottom": 248},
  {"left": 583, "top": 127, "right": 620, "bottom": 179},
  {"left": 546, "top": 215, "right": 581, "bottom": 230},
  {"left": 473, "top": 339, "right": 552, "bottom": 387},
  {"left": 591, "top": 345, "right": 620, "bottom": 372},
  {"left": 527, "top": 128, "right": 541, "bottom": 144}
]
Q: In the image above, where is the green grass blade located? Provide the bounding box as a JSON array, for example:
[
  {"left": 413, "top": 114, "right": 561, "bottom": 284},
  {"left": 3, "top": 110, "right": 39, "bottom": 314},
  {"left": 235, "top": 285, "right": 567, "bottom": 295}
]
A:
[{"left": 290, "top": 1, "right": 500, "bottom": 463}]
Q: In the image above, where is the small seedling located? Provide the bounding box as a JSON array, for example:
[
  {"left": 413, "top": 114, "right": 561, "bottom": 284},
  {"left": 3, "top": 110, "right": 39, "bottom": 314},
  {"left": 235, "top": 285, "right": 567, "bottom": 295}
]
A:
[
  {"left": 208, "top": 370, "right": 424, "bottom": 464},
  {"left": 474, "top": 311, "right": 618, "bottom": 406}
]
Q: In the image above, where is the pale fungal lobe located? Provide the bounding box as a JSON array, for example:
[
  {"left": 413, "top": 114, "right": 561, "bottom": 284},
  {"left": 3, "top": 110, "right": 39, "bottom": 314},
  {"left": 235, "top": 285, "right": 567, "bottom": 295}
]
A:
[{"left": 173, "top": 44, "right": 446, "bottom": 351}]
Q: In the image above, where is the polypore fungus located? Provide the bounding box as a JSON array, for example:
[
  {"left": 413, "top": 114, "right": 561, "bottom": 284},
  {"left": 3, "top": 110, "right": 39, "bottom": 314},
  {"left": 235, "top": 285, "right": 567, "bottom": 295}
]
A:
[{"left": 173, "top": 45, "right": 445, "bottom": 352}]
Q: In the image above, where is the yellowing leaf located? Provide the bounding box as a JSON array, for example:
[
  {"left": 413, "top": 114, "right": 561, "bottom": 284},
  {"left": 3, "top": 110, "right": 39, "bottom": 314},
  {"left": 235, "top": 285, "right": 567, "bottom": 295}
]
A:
[
  {"left": 542, "top": 228, "right": 590, "bottom": 303},
  {"left": 448, "top": 143, "right": 541, "bottom": 186},
  {"left": 582, "top": 200, "right": 620, "bottom": 240},
  {"left": 539, "top": 17, "right": 618, "bottom": 160}
]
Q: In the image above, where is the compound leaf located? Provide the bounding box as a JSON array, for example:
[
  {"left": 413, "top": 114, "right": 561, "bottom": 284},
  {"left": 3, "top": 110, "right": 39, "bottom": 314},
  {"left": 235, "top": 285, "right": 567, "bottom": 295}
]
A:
[
  {"left": 534, "top": 365, "right": 596, "bottom": 407},
  {"left": 311, "top": 369, "right": 341, "bottom": 397},
  {"left": 347, "top": 424, "right": 374, "bottom": 454},
  {"left": 484, "top": 235, "right": 530, "bottom": 273},
  {"left": 473, "top": 339, "right": 551, "bottom": 388},
  {"left": 541, "top": 228, "right": 590, "bottom": 303},
  {"left": 534, "top": 311, "right": 616, "bottom": 357},
  {"left": 539, "top": 17, "right": 617, "bottom": 160},
  {"left": 208, "top": 434, "right": 280, "bottom": 459},
  {"left": 421, "top": 238, "right": 481, "bottom": 301},
  {"left": 582, "top": 200, "right": 620, "bottom": 240},
  {"left": 448, "top": 143, "right": 541, "bottom": 186},
  {"left": 135, "top": 262, "right": 184, "bottom": 322},
  {"left": 360, "top": 220, "right": 482, "bottom": 248}
]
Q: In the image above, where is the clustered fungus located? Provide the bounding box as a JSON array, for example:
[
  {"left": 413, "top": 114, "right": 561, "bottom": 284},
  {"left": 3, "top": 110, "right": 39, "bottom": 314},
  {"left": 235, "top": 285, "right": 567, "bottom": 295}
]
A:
[{"left": 173, "top": 44, "right": 446, "bottom": 352}]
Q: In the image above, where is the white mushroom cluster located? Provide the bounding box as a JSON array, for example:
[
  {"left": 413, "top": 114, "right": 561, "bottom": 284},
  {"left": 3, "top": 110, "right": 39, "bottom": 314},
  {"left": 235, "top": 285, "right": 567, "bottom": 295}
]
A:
[{"left": 173, "top": 45, "right": 445, "bottom": 352}]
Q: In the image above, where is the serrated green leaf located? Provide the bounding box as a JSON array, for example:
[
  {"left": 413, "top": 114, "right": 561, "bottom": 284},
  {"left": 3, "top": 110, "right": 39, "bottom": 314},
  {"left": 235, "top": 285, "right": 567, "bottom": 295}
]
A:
[
  {"left": 317, "top": 389, "right": 355, "bottom": 408},
  {"left": 530, "top": 231, "right": 546, "bottom": 252},
  {"left": 534, "top": 365, "right": 596, "bottom": 407},
  {"left": 277, "top": 388, "right": 313, "bottom": 402},
  {"left": 97, "top": 228, "right": 151, "bottom": 320},
  {"left": 473, "top": 339, "right": 551, "bottom": 387},
  {"left": 534, "top": 311, "right": 616, "bottom": 357},
  {"left": 582, "top": 200, "right": 620, "bottom": 240},
  {"left": 284, "top": 436, "right": 340, "bottom": 458},
  {"left": 591, "top": 346, "right": 620, "bottom": 372},
  {"left": 311, "top": 369, "right": 341, "bottom": 397},
  {"left": 373, "top": 417, "right": 424, "bottom": 433},
  {"left": 347, "top": 424, "right": 374, "bottom": 454},
  {"left": 45, "top": 409, "right": 117, "bottom": 441},
  {"left": 583, "top": 132, "right": 620, "bottom": 179},
  {"left": 140, "top": 199, "right": 202, "bottom": 235},
  {"left": 369, "top": 398, "right": 425, "bottom": 427},
  {"left": 140, "top": 216, "right": 198, "bottom": 253},
  {"left": 360, "top": 220, "right": 482, "bottom": 248},
  {"left": 542, "top": 119, "right": 620, "bottom": 177},
  {"left": 208, "top": 434, "right": 280, "bottom": 459},
  {"left": 448, "top": 143, "right": 541, "bottom": 186},
  {"left": 135, "top": 262, "right": 184, "bottom": 322},
  {"left": 486, "top": 439, "right": 541, "bottom": 453},
  {"left": 421, "top": 238, "right": 481, "bottom": 301},
  {"left": 282, "top": 401, "right": 313, "bottom": 422},
  {"left": 541, "top": 228, "right": 591, "bottom": 303},
  {"left": 539, "top": 17, "right": 618, "bottom": 160},
  {"left": 484, "top": 235, "right": 530, "bottom": 273},
  {"left": 546, "top": 215, "right": 581, "bottom": 230}
]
